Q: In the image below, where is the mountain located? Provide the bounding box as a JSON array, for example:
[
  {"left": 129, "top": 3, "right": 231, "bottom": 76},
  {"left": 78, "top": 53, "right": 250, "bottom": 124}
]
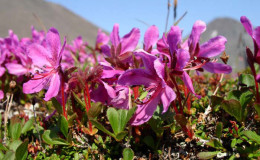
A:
[
  {"left": 201, "top": 17, "right": 253, "bottom": 71},
  {"left": 0, "top": 0, "right": 100, "bottom": 45}
]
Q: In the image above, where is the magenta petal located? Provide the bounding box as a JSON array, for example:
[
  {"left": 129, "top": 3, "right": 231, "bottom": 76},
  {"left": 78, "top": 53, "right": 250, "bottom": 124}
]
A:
[
  {"left": 176, "top": 49, "right": 190, "bottom": 70},
  {"left": 161, "top": 85, "right": 176, "bottom": 114},
  {"left": 44, "top": 73, "right": 60, "bottom": 101},
  {"left": 96, "top": 29, "right": 109, "bottom": 46},
  {"left": 28, "top": 44, "right": 52, "bottom": 67},
  {"left": 90, "top": 85, "right": 109, "bottom": 104},
  {"left": 0, "top": 66, "right": 5, "bottom": 77},
  {"left": 101, "top": 80, "right": 116, "bottom": 98},
  {"left": 110, "top": 24, "right": 120, "bottom": 47},
  {"left": 110, "top": 87, "right": 129, "bottom": 109},
  {"left": 58, "top": 37, "right": 66, "bottom": 62},
  {"left": 256, "top": 74, "right": 260, "bottom": 83},
  {"left": 203, "top": 62, "right": 232, "bottom": 74},
  {"left": 157, "top": 34, "right": 169, "bottom": 53},
  {"left": 118, "top": 69, "right": 157, "bottom": 87},
  {"left": 198, "top": 36, "right": 227, "bottom": 58},
  {"left": 240, "top": 16, "right": 253, "bottom": 37},
  {"left": 121, "top": 28, "right": 140, "bottom": 54},
  {"left": 130, "top": 92, "right": 162, "bottom": 126},
  {"left": 154, "top": 59, "right": 165, "bottom": 81},
  {"left": 254, "top": 27, "right": 260, "bottom": 48},
  {"left": 46, "top": 28, "right": 61, "bottom": 60},
  {"left": 23, "top": 77, "right": 50, "bottom": 94},
  {"left": 0, "top": 52, "right": 6, "bottom": 64},
  {"left": 167, "top": 26, "right": 182, "bottom": 54},
  {"left": 102, "top": 69, "right": 124, "bottom": 79},
  {"left": 5, "top": 63, "right": 28, "bottom": 76},
  {"left": 135, "top": 50, "right": 157, "bottom": 73},
  {"left": 182, "top": 71, "right": 200, "bottom": 98},
  {"left": 188, "top": 20, "right": 206, "bottom": 53},
  {"left": 144, "top": 25, "right": 159, "bottom": 51},
  {"left": 101, "top": 45, "right": 111, "bottom": 57},
  {"left": 0, "top": 90, "right": 3, "bottom": 100}
]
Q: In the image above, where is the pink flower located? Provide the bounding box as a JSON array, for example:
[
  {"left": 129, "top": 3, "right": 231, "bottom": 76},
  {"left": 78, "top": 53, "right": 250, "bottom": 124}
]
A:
[
  {"left": 187, "top": 20, "right": 232, "bottom": 74},
  {"left": 23, "top": 28, "right": 66, "bottom": 101},
  {"left": 0, "top": 90, "right": 3, "bottom": 100},
  {"left": 118, "top": 51, "right": 176, "bottom": 125}
]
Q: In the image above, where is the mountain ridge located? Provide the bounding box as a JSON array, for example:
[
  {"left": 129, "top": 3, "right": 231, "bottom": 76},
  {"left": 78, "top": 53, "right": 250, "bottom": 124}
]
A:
[{"left": 0, "top": 0, "right": 100, "bottom": 45}]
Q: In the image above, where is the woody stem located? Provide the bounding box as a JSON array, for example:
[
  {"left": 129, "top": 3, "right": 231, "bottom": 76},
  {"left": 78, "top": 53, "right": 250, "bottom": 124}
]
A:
[
  {"left": 61, "top": 76, "right": 67, "bottom": 120},
  {"left": 254, "top": 75, "right": 260, "bottom": 103},
  {"left": 171, "top": 76, "right": 184, "bottom": 114},
  {"left": 84, "top": 82, "right": 92, "bottom": 132}
]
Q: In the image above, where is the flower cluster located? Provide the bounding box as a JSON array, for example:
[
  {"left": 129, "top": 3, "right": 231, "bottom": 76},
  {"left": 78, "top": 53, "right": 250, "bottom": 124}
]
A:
[{"left": 0, "top": 20, "right": 232, "bottom": 125}]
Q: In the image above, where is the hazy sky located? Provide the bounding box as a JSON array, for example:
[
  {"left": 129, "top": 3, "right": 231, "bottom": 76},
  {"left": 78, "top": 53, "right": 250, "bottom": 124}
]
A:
[{"left": 47, "top": 0, "right": 260, "bottom": 38}]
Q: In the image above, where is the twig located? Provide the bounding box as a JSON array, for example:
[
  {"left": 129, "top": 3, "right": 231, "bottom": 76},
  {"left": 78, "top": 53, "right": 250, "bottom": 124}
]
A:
[
  {"left": 168, "top": 146, "right": 172, "bottom": 160},
  {"left": 3, "top": 93, "right": 10, "bottom": 144},
  {"left": 165, "top": 0, "right": 171, "bottom": 33},
  {"left": 6, "top": 94, "right": 14, "bottom": 118},
  {"left": 203, "top": 73, "right": 224, "bottom": 120},
  {"left": 0, "top": 99, "right": 8, "bottom": 105},
  {"left": 33, "top": 103, "right": 43, "bottom": 151},
  {"left": 213, "top": 74, "right": 224, "bottom": 95},
  {"left": 174, "top": 11, "right": 187, "bottom": 26},
  {"left": 173, "top": 0, "right": 177, "bottom": 23},
  {"left": 126, "top": 87, "right": 132, "bottom": 148},
  {"left": 32, "top": 13, "right": 47, "bottom": 33},
  {"left": 44, "top": 110, "right": 57, "bottom": 122}
]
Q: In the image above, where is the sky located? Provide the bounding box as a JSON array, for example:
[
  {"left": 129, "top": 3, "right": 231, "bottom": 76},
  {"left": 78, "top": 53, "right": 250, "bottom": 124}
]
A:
[{"left": 46, "top": 0, "right": 260, "bottom": 38}]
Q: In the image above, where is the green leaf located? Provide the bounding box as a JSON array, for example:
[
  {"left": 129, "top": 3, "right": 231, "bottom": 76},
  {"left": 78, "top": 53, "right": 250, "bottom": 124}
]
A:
[
  {"left": 2, "top": 151, "right": 15, "bottom": 160},
  {"left": 52, "top": 138, "right": 69, "bottom": 145},
  {"left": 0, "top": 143, "right": 7, "bottom": 151},
  {"left": 211, "top": 96, "right": 224, "bottom": 108},
  {"left": 0, "top": 151, "right": 4, "bottom": 159},
  {"left": 0, "top": 113, "right": 2, "bottom": 129},
  {"left": 215, "top": 122, "right": 223, "bottom": 139},
  {"left": 240, "top": 91, "right": 254, "bottom": 109},
  {"left": 148, "top": 118, "right": 164, "bottom": 137},
  {"left": 118, "top": 110, "right": 129, "bottom": 133},
  {"left": 11, "top": 123, "right": 22, "bottom": 140},
  {"left": 52, "top": 98, "right": 63, "bottom": 114},
  {"left": 42, "top": 130, "right": 69, "bottom": 145},
  {"left": 58, "top": 116, "right": 68, "bottom": 138},
  {"left": 174, "top": 114, "right": 187, "bottom": 127},
  {"left": 143, "top": 136, "right": 155, "bottom": 150},
  {"left": 249, "top": 152, "right": 260, "bottom": 158},
  {"left": 221, "top": 99, "right": 242, "bottom": 122},
  {"left": 254, "top": 103, "right": 260, "bottom": 117},
  {"left": 241, "top": 130, "right": 260, "bottom": 144},
  {"left": 115, "top": 131, "right": 128, "bottom": 141},
  {"left": 74, "top": 152, "right": 79, "bottom": 160},
  {"left": 72, "top": 91, "right": 86, "bottom": 108},
  {"left": 21, "top": 119, "right": 34, "bottom": 134},
  {"left": 107, "top": 108, "right": 120, "bottom": 134},
  {"left": 227, "top": 90, "right": 241, "bottom": 101},
  {"left": 206, "top": 139, "right": 224, "bottom": 150},
  {"left": 125, "top": 107, "right": 136, "bottom": 126},
  {"left": 88, "top": 102, "right": 102, "bottom": 118},
  {"left": 197, "top": 151, "right": 220, "bottom": 159},
  {"left": 42, "top": 130, "right": 53, "bottom": 145},
  {"left": 123, "top": 148, "right": 134, "bottom": 160},
  {"left": 9, "top": 140, "right": 22, "bottom": 151},
  {"left": 90, "top": 120, "right": 115, "bottom": 138},
  {"left": 239, "top": 74, "right": 255, "bottom": 87},
  {"left": 139, "top": 91, "right": 148, "bottom": 100},
  {"left": 15, "top": 140, "right": 29, "bottom": 160},
  {"left": 231, "top": 139, "right": 237, "bottom": 148},
  {"left": 229, "top": 154, "right": 236, "bottom": 160},
  {"left": 107, "top": 107, "right": 136, "bottom": 135}
]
